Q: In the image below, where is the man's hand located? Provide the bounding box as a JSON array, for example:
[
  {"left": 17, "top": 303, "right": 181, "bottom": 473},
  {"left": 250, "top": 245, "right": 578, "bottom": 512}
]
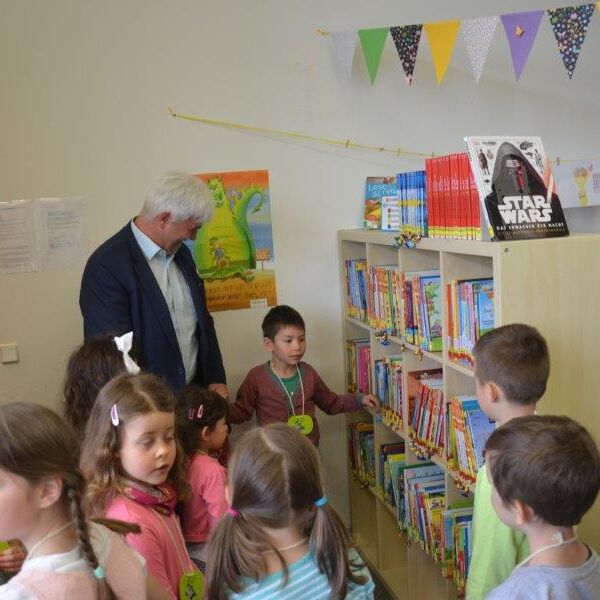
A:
[
  {"left": 0, "top": 540, "right": 26, "bottom": 574},
  {"left": 361, "top": 394, "right": 380, "bottom": 410},
  {"left": 208, "top": 383, "right": 229, "bottom": 400}
]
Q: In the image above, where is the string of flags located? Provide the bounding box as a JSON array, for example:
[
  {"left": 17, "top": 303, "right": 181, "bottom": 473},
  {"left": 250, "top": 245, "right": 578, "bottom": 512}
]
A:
[{"left": 327, "top": 3, "right": 600, "bottom": 85}]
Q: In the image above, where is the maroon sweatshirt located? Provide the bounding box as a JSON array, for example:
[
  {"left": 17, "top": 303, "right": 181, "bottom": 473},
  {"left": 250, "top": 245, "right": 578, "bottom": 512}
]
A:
[{"left": 229, "top": 361, "right": 362, "bottom": 445}]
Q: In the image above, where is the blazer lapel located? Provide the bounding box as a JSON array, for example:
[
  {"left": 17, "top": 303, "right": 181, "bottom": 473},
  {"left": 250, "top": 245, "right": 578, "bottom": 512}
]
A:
[{"left": 126, "top": 229, "right": 182, "bottom": 359}]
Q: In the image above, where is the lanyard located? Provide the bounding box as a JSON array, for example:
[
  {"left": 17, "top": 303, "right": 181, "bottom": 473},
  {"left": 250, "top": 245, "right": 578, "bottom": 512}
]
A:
[
  {"left": 25, "top": 522, "right": 73, "bottom": 561},
  {"left": 514, "top": 533, "right": 578, "bottom": 571},
  {"left": 152, "top": 509, "right": 194, "bottom": 573},
  {"left": 271, "top": 363, "right": 305, "bottom": 417}
]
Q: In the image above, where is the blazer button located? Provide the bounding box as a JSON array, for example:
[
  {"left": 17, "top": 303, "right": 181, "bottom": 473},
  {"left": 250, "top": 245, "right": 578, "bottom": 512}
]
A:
[{"left": 177, "top": 368, "right": 184, "bottom": 375}]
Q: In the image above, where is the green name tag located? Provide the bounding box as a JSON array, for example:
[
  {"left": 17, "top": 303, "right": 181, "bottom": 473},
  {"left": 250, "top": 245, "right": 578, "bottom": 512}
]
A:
[
  {"left": 286, "top": 414, "right": 314, "bottom": 435},
  {"left": 179, "top": 570, "right": 204, "bottom": 600}
]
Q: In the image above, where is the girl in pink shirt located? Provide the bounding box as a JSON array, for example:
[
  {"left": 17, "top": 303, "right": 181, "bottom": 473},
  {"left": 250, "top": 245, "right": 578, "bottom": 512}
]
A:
[
  {"left": 81, "top": 373, "right": 199, "bottom": 600},
  {"left": 177, "top": 387, "right": 230, "bottom": 571},
  {"left": 0, "top": 402, "right": 149, "bottom": 600}
]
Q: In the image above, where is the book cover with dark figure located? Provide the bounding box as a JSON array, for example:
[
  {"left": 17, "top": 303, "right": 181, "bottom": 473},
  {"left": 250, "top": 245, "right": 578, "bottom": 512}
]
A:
[{"left": 465, "top": 136, "right": 569, "bottom": 241}]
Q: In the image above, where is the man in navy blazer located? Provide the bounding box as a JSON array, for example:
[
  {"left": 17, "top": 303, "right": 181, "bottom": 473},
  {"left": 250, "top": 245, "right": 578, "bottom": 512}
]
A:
[{"left": 79, "top": 172, "right": 227, "bottom": 395}]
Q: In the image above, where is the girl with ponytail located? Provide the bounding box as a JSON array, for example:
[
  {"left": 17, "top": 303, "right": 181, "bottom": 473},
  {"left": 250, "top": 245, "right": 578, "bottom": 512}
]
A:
[
  {"left": 206, "top": 423, "right": 375, "bottom": 599},
  {"left": 0, "top": 402, "right": 149, "bottom": 599}
]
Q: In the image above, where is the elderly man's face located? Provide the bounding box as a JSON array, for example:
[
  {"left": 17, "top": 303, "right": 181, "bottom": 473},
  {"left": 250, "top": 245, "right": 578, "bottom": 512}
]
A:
[{"left": 162, "top": 216, "right": 202, "bottom": 254}]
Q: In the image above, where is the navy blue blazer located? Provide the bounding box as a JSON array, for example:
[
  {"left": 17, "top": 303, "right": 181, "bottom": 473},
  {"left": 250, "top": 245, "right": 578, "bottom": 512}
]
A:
[{"left": 79, "top": 223, "right": 226, "bottom": 390}]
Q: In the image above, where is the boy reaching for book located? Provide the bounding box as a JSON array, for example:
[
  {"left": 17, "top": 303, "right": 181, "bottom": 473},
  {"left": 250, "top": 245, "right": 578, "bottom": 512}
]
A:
[
  {"left": 484, "top": 415, "right": 600, "bottom": 599},
  {"left": 229, "top": 305, "right": 379, "bottom": 446},
  {"left": 466, "top": 324, "right": 550, "bottom": 600}
]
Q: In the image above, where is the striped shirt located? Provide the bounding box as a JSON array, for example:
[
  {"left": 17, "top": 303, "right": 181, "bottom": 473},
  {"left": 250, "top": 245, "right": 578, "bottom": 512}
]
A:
[{"left": 229, "top": 550, "right": 375, "bottom": 599}]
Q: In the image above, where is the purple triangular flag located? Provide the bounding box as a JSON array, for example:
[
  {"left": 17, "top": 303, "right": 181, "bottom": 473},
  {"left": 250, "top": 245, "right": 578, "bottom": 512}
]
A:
[
  {"left": 390, "top": 24, "right": 423, "bottom": 85},
  {"left": 501, "top": 10, "right": 544, "bottom": 80},
  {"left": 547, "top": 4, "right": 595, "bottom": 79}
]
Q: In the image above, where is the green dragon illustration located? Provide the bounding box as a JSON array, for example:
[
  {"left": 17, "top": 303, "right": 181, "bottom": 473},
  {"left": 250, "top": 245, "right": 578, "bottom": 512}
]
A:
[{"left": 195, "top": 177, "right": 265, "bottom": 281}]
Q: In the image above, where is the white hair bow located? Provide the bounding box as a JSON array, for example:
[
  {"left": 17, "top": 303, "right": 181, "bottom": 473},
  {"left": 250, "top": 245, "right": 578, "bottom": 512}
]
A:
[{"left": 113, "top": 332, "right": 141, "bottom": 375}]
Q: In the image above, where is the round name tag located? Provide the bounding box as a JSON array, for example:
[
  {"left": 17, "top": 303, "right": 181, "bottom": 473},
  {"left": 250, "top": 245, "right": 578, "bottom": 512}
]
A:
[
  {"left": 179, "top": 570, "right": 204, "bottom": 599},
  {"left": 286, "top": 414, "right": 314, "bottom": 435}
]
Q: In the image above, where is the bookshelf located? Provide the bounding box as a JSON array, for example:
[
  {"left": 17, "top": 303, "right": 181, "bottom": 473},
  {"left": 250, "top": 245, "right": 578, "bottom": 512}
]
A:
[{"left": 339, "top": 229, "right": 600, "bottom": 600}]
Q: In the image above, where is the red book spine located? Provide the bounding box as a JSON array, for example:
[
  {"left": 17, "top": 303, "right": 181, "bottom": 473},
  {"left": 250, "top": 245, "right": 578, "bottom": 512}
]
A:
[{"left": 449, "top": 154, "right": 460, "bottom": 239}]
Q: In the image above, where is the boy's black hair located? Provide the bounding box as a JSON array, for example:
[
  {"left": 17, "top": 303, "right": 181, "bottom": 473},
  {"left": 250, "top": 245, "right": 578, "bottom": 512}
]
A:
[
  {"left": 176, "top": 385, "right": 230, "bottom": 456},
  {"left": 485, "top": 415, "right": 600, "bottom": 527},
  {"left": 473, "top": 323, "right": 549, "bottom": 405},
  {"left": 261, "top": 305, "right": 305, "bottom": 340}
]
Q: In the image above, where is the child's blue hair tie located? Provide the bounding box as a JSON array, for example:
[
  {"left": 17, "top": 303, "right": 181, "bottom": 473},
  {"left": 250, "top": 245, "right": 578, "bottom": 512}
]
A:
[
  {"left": 314, "top": 495, "right": 328, "bottom": 507},
  {"left": 94, "top": 565, "right": 106, "bottom": 580}
]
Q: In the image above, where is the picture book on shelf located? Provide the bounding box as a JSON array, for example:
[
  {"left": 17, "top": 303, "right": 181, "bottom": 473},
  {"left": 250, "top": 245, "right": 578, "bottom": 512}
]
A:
[
  {"left": 364, "top": 176, "right": 398, "bottom": 230},
  {"left": 464, "top": 136, "right": 569, "bottom": 241}
]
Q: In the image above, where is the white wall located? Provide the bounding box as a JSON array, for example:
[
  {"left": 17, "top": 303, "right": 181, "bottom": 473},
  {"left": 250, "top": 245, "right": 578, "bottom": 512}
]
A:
[{"left": 1, "top": 0, "right": 599, "bottom": 519}]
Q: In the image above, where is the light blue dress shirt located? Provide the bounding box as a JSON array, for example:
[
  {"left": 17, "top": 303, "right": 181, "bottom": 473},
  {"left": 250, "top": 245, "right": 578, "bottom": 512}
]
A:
[{"left": 131, "top": 220, "right": 198, "bottom": 384}]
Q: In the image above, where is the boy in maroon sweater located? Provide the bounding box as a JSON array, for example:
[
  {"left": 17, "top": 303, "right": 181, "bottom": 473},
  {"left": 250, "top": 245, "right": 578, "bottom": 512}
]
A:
[{"left": 229, "top": 305, "right": 379, "bottom": 446}]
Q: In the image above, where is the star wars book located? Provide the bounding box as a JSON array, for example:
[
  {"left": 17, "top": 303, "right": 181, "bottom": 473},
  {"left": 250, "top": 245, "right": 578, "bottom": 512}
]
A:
[{"left": 464, "top": 136, "right": 569, "bottom": 241}]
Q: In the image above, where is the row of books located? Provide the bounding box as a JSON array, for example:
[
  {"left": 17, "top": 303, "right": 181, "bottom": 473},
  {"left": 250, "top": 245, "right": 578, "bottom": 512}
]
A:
[
  {"left": 364, "top": 172, "right": 428, "bottom": 236},
  {"left": 345, "top": 262, "right": 494, "bottom": 360},
  {"left": 349, "top": 421, "right": 375, "bottom": 487},
  {"left": 346, "top": 338, "right": 371, "bottom": 395},
  {"left": 401, "top": 270, "right": 443, "bottom": 352},
  {"left": 446, "top": 395, "right": 495, "bottom": 485},
  {"left": 367, "top": 440, "right": 475, "bottom": 594},
  {"left": 366, "top": 265, "right": 402, "bottom": 333},
  {"left": 442, "top": 502, "right": 474, "bottom": 593},
  {"left": 408, "top": 371, "right": 445, "bottom": 458},
  {"left": 446, "top": 278, "right": 494, "bottom": 365},
  {"left": 364, "top": 136, "right": 570, "bottom": 243},
  {"left": 374, "top": 355, "right": 403, "bottom": 427},
  {"left": 345, "top": 259, "right": 368, "bottom": 322},
  {"left": 425, "top": 153, "right": 482, "bottom": 240}
]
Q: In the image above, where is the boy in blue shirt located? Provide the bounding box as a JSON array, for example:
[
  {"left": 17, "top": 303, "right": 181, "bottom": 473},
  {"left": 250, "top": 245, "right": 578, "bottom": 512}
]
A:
[{"left": 484, "top": 415, "right": 600, "bottom": 599}]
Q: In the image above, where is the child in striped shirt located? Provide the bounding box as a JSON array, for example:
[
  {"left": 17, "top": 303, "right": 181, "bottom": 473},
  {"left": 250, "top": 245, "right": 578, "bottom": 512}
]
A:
[{"left": 206, "top": 423, "right": 375, "bottom": 599}]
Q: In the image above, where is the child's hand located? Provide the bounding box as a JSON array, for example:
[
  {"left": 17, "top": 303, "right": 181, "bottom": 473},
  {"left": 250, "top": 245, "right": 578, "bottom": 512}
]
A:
[
  {"left": 0, "top": 540, "right": 26, "bottom": 573},
  {"left": 361, "top": 394, "right": 380, "bottom": 410}
]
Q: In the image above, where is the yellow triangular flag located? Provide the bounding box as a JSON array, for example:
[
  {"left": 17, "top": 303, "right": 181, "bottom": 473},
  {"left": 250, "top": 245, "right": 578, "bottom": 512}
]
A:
[{"left": 424, "top": 20, "right": 461, "bottom": 84}]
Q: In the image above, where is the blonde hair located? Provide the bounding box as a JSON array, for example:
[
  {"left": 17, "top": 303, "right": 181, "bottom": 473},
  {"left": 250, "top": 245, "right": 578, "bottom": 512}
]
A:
[
  {"left": 206, "top": 424, "right": 366, "bottom": 599},
  {"left": 0, "top": 402, "right": 117, "bottom": 599},
  {"left": 81, "top": 373, "right": 189, "bottom": 517}
]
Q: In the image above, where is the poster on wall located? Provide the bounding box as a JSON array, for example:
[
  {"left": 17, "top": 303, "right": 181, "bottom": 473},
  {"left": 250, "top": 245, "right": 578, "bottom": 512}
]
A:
[
  {"left": 193, "top": 169, "right": 277, "bottom": 312},
  {"left": 554, "top": 160, "right": 600, "bottom": 208}
]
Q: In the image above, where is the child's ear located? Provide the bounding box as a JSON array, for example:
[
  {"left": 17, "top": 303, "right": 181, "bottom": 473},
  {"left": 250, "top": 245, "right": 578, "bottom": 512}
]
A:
[
  {"left": 264, "top": 336, "right": 274, "bottom": 352},
  {"left": 481, "top": 380, "right": 501, "bottom": 404},
  {"left": 513, "top": 499, "right": 536, "bottom": 525},
  {"left": 200, "top": 425, "right": 211, "bottom": 442},
  {"left": 37, "top": 477, "right": 64, "bottom": 509}
]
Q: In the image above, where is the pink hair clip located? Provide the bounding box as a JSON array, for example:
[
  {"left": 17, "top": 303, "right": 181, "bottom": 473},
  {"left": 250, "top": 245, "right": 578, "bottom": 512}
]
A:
[
  {"left": 227, "top": 507, "right": 239, "bottom": 518},
  {"left": 188, "top": 404, "right": 204, "bottom": 421},
  {"left": 110, "top": 404, "right": 119, "bottom": 427}
]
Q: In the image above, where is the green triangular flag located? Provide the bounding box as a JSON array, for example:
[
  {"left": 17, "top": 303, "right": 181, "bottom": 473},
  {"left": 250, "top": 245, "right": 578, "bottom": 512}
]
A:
[{"left": 358, "top": 27, "right": 389, "bottom": 84}]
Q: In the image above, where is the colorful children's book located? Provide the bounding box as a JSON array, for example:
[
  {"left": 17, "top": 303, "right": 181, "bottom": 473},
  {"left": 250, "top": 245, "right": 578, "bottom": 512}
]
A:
[
  {"left": 364, "top": 176, "right": 398, "bottom": 229},
  {"left": 464, "top": 136, "right": 569, "bottom": 241}
]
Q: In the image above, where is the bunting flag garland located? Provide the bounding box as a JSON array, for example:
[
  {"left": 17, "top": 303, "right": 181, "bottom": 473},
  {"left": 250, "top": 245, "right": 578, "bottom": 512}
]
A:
[
  {"left": 462, "top": 16, "right": 499, "bottom": 82},
  {"left": 501, "top": 10, "right": 544, "bottom": 80},
  {"left": 358, "top": 27, "right": 389, "bottom": 84},
  {"left": 547, "top": 4, "right": 595, "bottom": 79},
  {"left": 330, "top": 31, "right": 359, "bottom": 81},
  {"left": 424, "top": 20, "right": 461, "bottom": 84},
  {"left": 390, "top": 24, "right": 423, "bottom": 85}
]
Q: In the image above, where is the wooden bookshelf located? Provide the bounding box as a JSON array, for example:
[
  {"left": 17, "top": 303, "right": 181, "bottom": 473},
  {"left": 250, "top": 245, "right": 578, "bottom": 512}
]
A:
[{"left": 339, "top": 229, "right": 600, "bottom": 599}]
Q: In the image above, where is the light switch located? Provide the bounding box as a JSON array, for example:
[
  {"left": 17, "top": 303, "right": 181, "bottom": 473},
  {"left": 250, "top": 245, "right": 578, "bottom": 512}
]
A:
[{"left": 0, "top": 344, "right": 19, "bottom": 364}]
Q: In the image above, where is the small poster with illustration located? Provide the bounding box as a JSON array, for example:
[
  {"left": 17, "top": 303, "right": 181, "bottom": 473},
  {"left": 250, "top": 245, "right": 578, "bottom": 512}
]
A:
[
  {"left": 193, "top": 169, "right": 277, "bottom": 312},
  {"left": 554, "top": 160, "right": 600, "bottom": 208}
]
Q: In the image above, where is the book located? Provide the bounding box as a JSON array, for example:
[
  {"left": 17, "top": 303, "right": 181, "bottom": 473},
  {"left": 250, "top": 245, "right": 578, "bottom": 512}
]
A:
[
  {"left": 464, "top": 136, "right": 569, "bottom": 241},
  {"left": 364, "top": 176, "right": 398, "bottom": 230}
]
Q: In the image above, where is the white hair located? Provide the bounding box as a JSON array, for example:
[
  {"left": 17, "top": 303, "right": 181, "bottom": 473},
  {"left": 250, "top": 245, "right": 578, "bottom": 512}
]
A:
[{"left": 141, "top": 171, "right": 214, "bottom": 223}]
